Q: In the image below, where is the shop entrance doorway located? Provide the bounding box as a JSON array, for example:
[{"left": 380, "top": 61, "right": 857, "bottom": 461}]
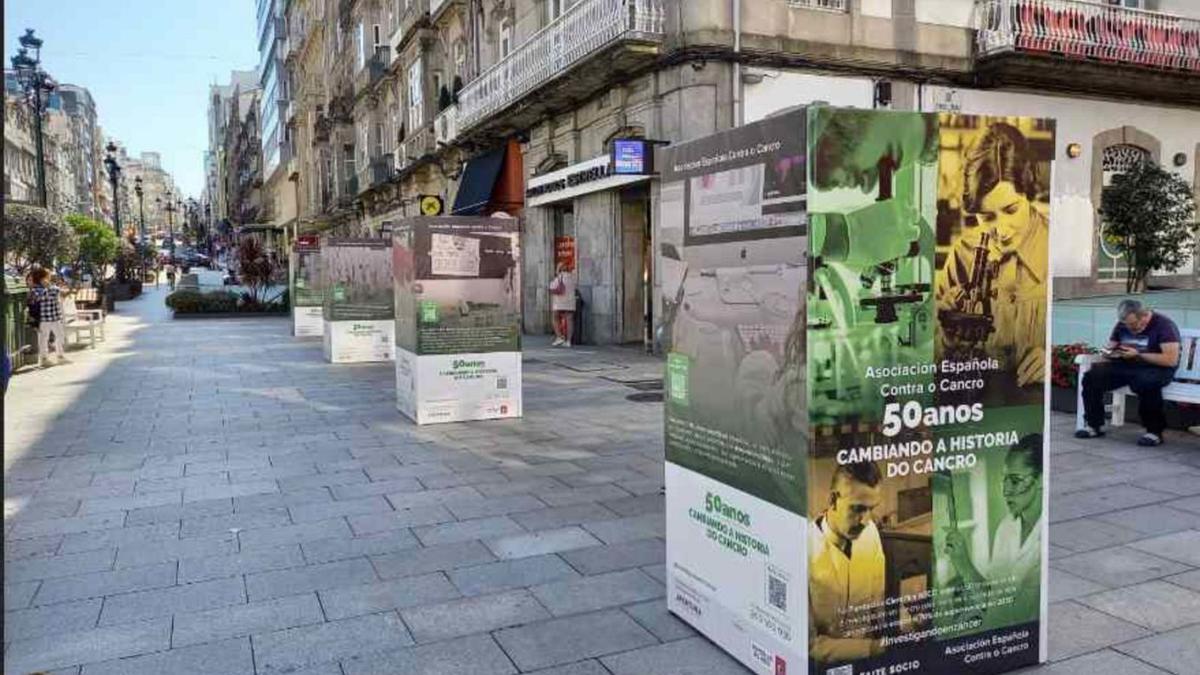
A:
[{"left": 620, "top": 187, "right": 652, "bottom": 347}]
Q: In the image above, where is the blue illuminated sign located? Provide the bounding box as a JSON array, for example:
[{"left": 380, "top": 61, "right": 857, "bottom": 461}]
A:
[{"left": 612, "top": 139, "right": 651, "bottom": 175}]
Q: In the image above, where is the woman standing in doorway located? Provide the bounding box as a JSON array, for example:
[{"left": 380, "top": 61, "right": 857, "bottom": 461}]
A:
[{"left": 550, "top": 261, "right": 576, "bottom": 347}]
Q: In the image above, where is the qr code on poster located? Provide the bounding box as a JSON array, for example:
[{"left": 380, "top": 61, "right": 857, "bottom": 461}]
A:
[
  {"left": 825, "top": 666, "right": 852, "bottom": 675},
  {"left": 496, "top": 377, "right": 508, "bottom": 390},
  {"left": 767, "top": 569, "right": 787, "bottom": 612}
]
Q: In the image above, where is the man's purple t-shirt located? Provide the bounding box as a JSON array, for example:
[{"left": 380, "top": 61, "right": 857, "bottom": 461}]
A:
[{"left": 1109, "top": 312, "right": 1181, "bottom": 371}]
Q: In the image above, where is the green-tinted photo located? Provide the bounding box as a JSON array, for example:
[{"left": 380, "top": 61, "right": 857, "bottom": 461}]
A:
[
  {"left": 806, "top": 107, "right": 938, "bottom": 430},
  {"left": 932, "top": 420, "right": 1043, "bottom": 636},
  {"left": 321, "top": 239, "right": 394, "bottom": 321},
  {"left": 291, "top": 246, "right": 324, "bottom": 307}
]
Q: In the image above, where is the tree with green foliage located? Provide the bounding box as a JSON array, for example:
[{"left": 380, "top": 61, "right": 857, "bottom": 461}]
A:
[
  {"left": 1099, "top": 160, "right": 1198, "bottom": 293},
  {"left": 4, "top": 204, "right": 77, "bottom": 275},
  {"left": 67, "top": 214, "right": 120, "bottom": 287}
]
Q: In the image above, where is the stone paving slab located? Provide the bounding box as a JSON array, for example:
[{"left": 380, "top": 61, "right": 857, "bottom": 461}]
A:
[{"left": 4, "top": 291, "right": 1199, "bottom": 673}]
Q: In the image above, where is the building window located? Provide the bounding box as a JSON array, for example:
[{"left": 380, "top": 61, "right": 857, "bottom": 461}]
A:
[
  {"left": 546, "top": 0, "right": 563, "bottom": 23},
  {"left": 407, "top": 57, "right": 424, "bottom": 130},
  {"left": 355, "top": 23, "right": 366, "bottom": 70},
  {"left": 499, "top": 18, "right": 512, "bottom": 59},
  {"left": 1105, "top": 0, "right": 1145, "bottom": 8},
  {"left": 1098, "top": 144, "right": 1151, "bottom": 282}
]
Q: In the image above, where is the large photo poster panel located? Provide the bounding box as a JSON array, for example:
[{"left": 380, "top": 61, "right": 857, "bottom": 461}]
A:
[
  {"left": 661, "top": 109, "right": 809, "bottom": 516},
  {"left": 805, "top": 108, "right": 1052, "bottom": 675},
  {"left": 410, "top": 217, "right": 522, "bottom": 355},
  {"left": 321, "top": 239, "right": 395, "bottom": 322},
  {"left": 291, "top": 239, "right": 324, "bottom": 336},
  {"left": 662, "top": 110, "right": 810, "bottom": 675}
]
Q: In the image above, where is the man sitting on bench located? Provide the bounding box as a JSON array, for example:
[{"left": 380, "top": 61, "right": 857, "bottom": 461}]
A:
[{"left": 1077, "top": 299, "right": 1181, "bottom": 447}]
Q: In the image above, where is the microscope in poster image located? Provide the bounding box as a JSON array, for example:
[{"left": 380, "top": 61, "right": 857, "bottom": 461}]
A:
[
  {"left": 937, "top": 225, "right": 1000, "bottom": 359},
  {"left": 808, "top": 161, "right": 935, "bottom": 427}
]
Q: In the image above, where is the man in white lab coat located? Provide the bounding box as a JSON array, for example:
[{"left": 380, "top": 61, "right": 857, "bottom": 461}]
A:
[{"left": 808, "top": 461, "right": 887, "bottom": 663}]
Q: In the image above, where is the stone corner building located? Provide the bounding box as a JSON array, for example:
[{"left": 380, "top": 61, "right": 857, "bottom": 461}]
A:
[{"left": 278, "top": 0, "right": 1200, "bottom": 345}]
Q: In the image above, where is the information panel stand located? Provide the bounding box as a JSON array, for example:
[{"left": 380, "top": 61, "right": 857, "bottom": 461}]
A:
[
  {"left": 393, "top": 217, "right": 522, "bottom": 424},
  {"left": 320, "top": 238, "right": 395, "bottom": 363},
  {"left": 660, "top": 106, "right": 1054, "bottom": 675},
  {"left": 290, "top": 236, "right": 324, "bottom": 337}
]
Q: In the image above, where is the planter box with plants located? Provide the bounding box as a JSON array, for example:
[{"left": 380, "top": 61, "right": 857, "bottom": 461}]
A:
[
  {"left": 165, "top": 289, "right": 287, "bottom": 317},
  {"left": 1050, "top": 343, "right": 1096, "bottom": 414}
]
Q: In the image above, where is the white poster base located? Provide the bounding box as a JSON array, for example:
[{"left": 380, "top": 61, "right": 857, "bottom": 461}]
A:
[
  {"left": 322, "top": 320, "right": 395, "bottom": 363},
  {"left": 395, "top": 348, "right": 522, "bottom": 425},
  {"left": 665, "top": 462, "right": 806, "bottom": 675},
  {"left": 293, "top": 306, "right": 324, "bottom": 337}
]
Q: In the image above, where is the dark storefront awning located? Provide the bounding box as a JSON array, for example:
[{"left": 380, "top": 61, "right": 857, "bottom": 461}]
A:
[{"left": 451, "top": 148, "right": 506, "bottom": 216}]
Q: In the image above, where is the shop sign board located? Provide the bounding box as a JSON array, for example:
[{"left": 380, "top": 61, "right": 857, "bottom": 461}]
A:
[
  {"left": 526, "top": 155, "right": 650, "bottom": 207},
  {"left": 660, "top": 106, "right": 1054, "bottom": 675}
]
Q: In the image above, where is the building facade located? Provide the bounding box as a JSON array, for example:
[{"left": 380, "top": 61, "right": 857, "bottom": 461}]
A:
[
  {"left": 206, "top": 70, "right": 259, "bottom": 227},
  {"left": 278, "top": 0, "right": 1200, "bottom": 345},
  {"left": 258, "top": 0, "right": 300, "bottom": 236}
]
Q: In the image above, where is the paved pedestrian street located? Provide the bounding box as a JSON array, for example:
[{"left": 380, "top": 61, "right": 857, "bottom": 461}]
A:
[{"left": 5, "top": 287, "right": 1200, "bottom": 675}]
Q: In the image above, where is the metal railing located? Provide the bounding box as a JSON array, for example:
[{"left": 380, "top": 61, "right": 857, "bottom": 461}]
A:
[
  {"left": 398, "top": 125, "right": 436, "bottom": 171},
  {"left": 430, "top": 0, "right": 452, "bottom": 21},
  {"left": 356, "top": 47, "right": 391, "bottom": 96},
  {"left": 389, "top": 0, "right": 429, "bottom": 58},
  {"left": 338, "top": 175, "right": 359, "bottom": 206},
  {"left": 457, "top": 0, "right": 665, "bottom": 131},
  {"left": 434, "top": 104, "right": 458, "bottom": 146},
  {"left": 786, "top": 0, "right": 848, "bottom": 11},
  {"left": 976, "top": 0, "right": 1200, "bottom": 72}
]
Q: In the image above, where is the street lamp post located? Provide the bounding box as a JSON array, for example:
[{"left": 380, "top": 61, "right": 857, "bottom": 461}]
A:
[
  {"left": 204, "top": 203, "right": 213, "bottom": 259},
  {"left": 102, "top": 141, "right": 123, "bottom": 283},
  {"left": 134, "top": 176, "right": 146, "bottom": 243},
  {"left": 10, "top": 29, "right": 56, "bottom": 209},
  {"left": 103, "top": 142, "right": 122, "bottom": 239},
  {"left": 164, "top": 200, "right": 177, "bottom": 260}
]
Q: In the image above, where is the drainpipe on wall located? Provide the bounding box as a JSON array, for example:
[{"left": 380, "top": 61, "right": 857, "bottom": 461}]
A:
[{"left": 733, "top": 0, "right": 742, "bottom": 127}]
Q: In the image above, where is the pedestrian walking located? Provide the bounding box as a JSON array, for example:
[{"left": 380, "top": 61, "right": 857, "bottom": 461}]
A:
[
  {"left": 549, "top": 262, "right": 577, "bottom": 347},
  {"left": 166, "top": 262, "right": 177, "bottom": 290},
  {"left": 29, "top": 268, "right": 69, "bottom": 367}
]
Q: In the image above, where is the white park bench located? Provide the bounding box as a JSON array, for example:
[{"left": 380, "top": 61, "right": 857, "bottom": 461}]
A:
[
  {"left": 61, "top": 297, "right": 103, "bottom": 350},
  {"left": 1075, "top": 328, "right": 1200, "bottom": 429}
]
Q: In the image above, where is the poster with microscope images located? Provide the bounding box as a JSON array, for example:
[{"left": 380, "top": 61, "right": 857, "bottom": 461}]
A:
[
  {"left": 661, "top": 107, "right": 1052, "bottom": 675},
  {"left": 393, "top": 217, "right": 522, "bottom": 424}
]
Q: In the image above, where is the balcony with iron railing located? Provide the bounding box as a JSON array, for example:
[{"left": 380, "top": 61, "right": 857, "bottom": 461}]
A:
[
  {"left": 357, "top": 154, "right": 395, "bottom": 193},
  {"left": 976, "top": 0, "right": 1200, "bottom": 72},
  {"left": 355, "top": 47, "right": 391, "bottom": 99},
  {"left": 429, "top": 0, "right": 459, "bottom": 23},
  {"left": 397, "top": 124, "right": 436, "bottom": 173},
  {"left": 786, "top": 0, "right": 847, "bottom": 11},
  {"left": 287, "top": 14, "right": 311, "bottom": 62},
  {"left": 338, "top": 175, "right": 359, "bottom": 207},
  {"left": 433, "top": 103, "right": 458, "bottom": 147},
  {"left": 456, "top": 0, "right": 665, "bottom": 134},
  {"left": 388, "top": 0, "right": 430, "bottom": 63}
]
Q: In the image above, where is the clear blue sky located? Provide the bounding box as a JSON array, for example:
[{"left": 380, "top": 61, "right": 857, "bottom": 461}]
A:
[{"left": 5, "top": 0, "right": 259, "bottom": 199}]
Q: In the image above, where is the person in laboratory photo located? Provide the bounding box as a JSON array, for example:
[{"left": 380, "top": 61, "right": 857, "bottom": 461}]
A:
[
  {"left": 941, "top": 433, "right": 1044, "bottom": 630},
  {"left": 936, "top": 119, "right": 1051, "bottom": 396},
  {"left": 809, "top": 460, "right": 887, "bottom": 664}
]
